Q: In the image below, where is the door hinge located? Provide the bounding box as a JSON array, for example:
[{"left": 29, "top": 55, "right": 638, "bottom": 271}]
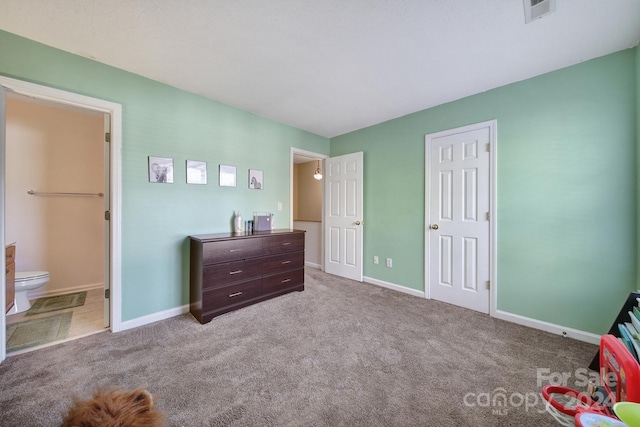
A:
[
  {"left": 105, "top": 132, "right": 111, "bottom": 143},
  {"left": 486, "top": 143, "right": 491, "bottom": 152},
  {"left": 105, "top": 211, "right": 110, "bottom": 221},
  {"left": 486, "top": 281, "right": 491, "bottom": 290},
  {"left": 105, "top": 288, "right": 110, "bottom": 299},
  {"left": 486, "top": 211, "right": 490, "bottom": 221}
]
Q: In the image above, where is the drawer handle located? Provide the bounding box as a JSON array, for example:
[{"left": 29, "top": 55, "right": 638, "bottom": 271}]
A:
[
  {"left": 229, "top": 292, "right": 243, "bottom": 298},
  {"left": 229, "top": 270, "right": 243, "bottom": 275},
  {"left": 281, "top": 260, "right": 291, "bottom": 265},
  {"left": 229, "top": 249, "right": 242, "bottom": 252},
  {"left": 5, "top": 269, "right": 8, "bottom": 274},
  {"left": 281, "top": 278, "right": 291, "bottom": 283},
  {"left": 281, "top": 242, "right": 291, "bottom": 246}
]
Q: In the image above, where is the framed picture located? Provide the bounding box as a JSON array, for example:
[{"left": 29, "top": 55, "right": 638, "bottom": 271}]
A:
[
  {"left": 219, "top": 164, "right": 237, "bottom": 187},
  {"left": 249, "top": 169, "right": 263, "bottom": 189},
  {"left": 148, "top": 156, "right": 174, "bottom": 183},
  {"left": 186, "top": 160, "right": 207, "bottom": 184}
]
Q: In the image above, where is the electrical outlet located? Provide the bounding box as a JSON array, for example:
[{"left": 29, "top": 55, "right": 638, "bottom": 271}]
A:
[
  {"left": 386, "top": 258, "right": 392, "bottom": 268},
  {"left": 373, "top": 256, "right": 379, "bottom": 264}
]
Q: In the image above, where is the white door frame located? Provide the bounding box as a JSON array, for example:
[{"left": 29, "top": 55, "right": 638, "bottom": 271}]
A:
[
  {"left": 290, "top": 147, "right": 328, "bottom": 269},
  {"left": 0, "top": 76, "right": 123, "bottom": 362},
  {"left": 424, "top": 120, "right": 498, "bottom": 316}
]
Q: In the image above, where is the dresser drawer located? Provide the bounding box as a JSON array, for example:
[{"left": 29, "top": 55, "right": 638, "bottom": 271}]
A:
[
  {"left": 202, "top": 278, "right": 262, "bottom": 313},
  {"left": 202, "top": 238, "right": 262, "bottom": 264},
  {"left": 189, "top": 230, "right": 305, "bottom": 323},
  {"left": 203, "top": 259, "right": 262, "bottom": 289},
  {"left": 5, "top": 245, "right": 15, "bottom": 265},
  {"left": 263, "top": 251, "right": 304, "bottom": 276},
  {"left": 263, "top": 268, "right": 304, "bottom": 294},
  {"left": 263, "top": 233, "right": 304, "bottom": 256}
]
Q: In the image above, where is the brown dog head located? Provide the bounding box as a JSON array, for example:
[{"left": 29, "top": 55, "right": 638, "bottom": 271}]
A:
[{"left": 61, "top": 387, "right": 165, "bottom": 427}]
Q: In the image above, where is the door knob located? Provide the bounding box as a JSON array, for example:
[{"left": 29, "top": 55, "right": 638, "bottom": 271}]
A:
[
  {"left": 355, "top": 221, "right": 361, "bottom": 225},
  {"left": 430, "top": 224, "right": 439, "bottom": 230}
]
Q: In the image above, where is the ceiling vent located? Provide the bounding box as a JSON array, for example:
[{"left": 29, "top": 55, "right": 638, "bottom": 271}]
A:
[{"left": 524, "top": 0, "right": 556, "bottom": 24}]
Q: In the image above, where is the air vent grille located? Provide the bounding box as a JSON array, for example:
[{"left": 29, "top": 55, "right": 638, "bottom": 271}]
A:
[{"left": 524, "top": 0, "right": 556, "bottom": 24}]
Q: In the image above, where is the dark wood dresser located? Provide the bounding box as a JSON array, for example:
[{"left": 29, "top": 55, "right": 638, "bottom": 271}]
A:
[{"left": 189, "top": 229, "right": 305, "bottom": 324}]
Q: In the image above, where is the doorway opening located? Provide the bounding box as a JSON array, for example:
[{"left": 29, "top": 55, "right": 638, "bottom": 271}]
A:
[
  {"left": 290, "top": 148, "right": 327, "bottom": 270},
  {"left": 0, "top": 76, "right": 122, "bottom": 362},
  {"left": 5, "top": 93, "right": 108, "bottom": 354}
]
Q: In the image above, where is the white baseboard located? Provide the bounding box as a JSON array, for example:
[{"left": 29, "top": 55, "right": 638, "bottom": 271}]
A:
[
  {"left": 363, "top": 276, "right": 425, "bottom": 298},
  {"left": 362, "top": 276, "right": 600, "bottom": 345},
  {"left": 119, "top": 304, "right": 190, "bottom": 331},
  {"left": 30, "top": 282, "right": 104, "bottom": 299},
  {"left": 74, "top": 275, "right": 599, "bottom": 346},
  {"left": 305, "top": 261, "right": 322, "bottom": 269},
  {"left": 494, "top": 309, "right": 601, "bottom": 345}
]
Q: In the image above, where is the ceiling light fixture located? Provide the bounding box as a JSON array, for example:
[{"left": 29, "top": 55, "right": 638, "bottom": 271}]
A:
[{"left": 313, "top": 160, "right": 323, "bottom": 180}]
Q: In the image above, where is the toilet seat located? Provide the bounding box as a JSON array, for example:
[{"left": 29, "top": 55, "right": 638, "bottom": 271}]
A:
[
  {"left": 9, "top": 271, "right": 51, "bottom": 315},
  {"left": 15, "top": 271, "right": 50, "bottom": 282}
]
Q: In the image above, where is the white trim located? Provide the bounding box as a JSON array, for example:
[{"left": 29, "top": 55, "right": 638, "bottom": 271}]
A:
[
  {"left": 305, "top": 261, "right": 322, "bottom": 269},
  {"left": 488, "top": 121, "right": 498, "bottom": 317},
  {"left": 494, "top": 309, "right": 600, "bottom": 345},
  {"left": 29, "top": 283, "right": 104, "bottom": 299},
  {"left": 119, "top": 304, "right": 190, "bottom": 331},
  {"left": 0, "top": 76, "right": 123, "bottom": 349},
  {"left": 424, "top": 120, "right": 497, "bottom": 315},
  {"left": 363, "top": 276, "right": 426, "bottom": 298},
  {"left": 362, "top": 272, "right": 599, "bottom": 345}
]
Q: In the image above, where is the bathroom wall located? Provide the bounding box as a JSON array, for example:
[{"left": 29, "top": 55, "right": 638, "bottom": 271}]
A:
[
  {"left": 293, "top": 161, "right": 323, "bottom": 267},
  {"left": 5, "top": 97, "right": 105, "bottom": 296}
]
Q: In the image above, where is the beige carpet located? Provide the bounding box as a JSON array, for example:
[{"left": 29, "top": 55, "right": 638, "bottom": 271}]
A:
[{"left": 0, "top": 269, "right": 597, "bottom": 426}]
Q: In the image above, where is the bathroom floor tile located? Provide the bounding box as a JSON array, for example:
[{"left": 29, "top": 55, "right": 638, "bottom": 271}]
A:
[{"left": 6, "top": 287, "right": 107, "bottom": 354}]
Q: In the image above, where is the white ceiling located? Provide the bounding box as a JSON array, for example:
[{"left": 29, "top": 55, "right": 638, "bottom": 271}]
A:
[{"left": 0, "top": 1, "right": 638, "bottom": 138}]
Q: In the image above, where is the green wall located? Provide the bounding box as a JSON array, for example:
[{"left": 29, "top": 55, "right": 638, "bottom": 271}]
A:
[
  {"left": 0, "top": 30, "right": 330, "bottom": 322},
  {"left": 331, "top": 48, "right": 638, "bottom": 335},
  {"left": 1, "top": 28, "right": 637, "bottom": 336}
]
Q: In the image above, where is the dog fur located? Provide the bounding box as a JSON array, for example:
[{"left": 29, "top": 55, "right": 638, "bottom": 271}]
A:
[{"left": 60, "top": 387, "right": 165, "bottom": 427}]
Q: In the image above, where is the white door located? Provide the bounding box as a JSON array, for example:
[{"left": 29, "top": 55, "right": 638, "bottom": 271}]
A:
[
  {"left": 0, "top": 85, "right": 7, "bottom": 362},
  {"left": 324, "top": 152, "right": 363, "bottom": 281},
  {"left": 426, "top": 122, "right": 494, "bottom": 314}
]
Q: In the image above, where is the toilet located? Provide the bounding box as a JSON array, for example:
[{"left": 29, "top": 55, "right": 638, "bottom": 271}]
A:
[{"left": 7, "top": 271, "right": 50, "bottom": 315}]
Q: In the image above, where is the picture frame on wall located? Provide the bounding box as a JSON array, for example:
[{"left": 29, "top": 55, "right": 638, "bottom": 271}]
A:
[
  {"left": 148, "top": 156, "right": 174, "bottom": 183},
  {"left": 249, "top": 169, "right": 263, "bottom": 189},
  {"left": 186, "top": 160, "right": 207, "bottom": 184},
  {"left": 219, "top": 164, "right": 237, "bottom": 187}
]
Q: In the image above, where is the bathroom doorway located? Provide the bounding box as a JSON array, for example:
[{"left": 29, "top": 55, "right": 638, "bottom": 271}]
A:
[
  {"left": 4, "top": 94, "right": 108, "bottom": 352},
  {"left": 290, "top": 148, "right": 327, "bottom": 270},
  {"left": 0, "top": 77, "right": 123, "bottom": 362}
]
